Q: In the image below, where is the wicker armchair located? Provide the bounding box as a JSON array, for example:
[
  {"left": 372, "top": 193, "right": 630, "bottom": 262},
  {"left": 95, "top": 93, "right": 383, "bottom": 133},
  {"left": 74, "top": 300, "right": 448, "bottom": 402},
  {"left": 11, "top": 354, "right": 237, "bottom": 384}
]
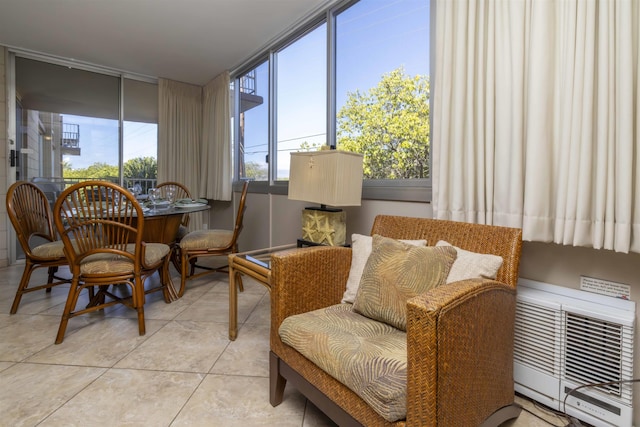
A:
[{"left": 269, "top": 215, "right": 523, "bottom": 426}]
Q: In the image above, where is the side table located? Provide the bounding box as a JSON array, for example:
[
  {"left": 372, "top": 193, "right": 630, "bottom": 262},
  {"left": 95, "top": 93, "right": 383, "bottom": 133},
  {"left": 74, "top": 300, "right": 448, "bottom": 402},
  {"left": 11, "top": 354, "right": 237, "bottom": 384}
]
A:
[{"left": 228, "top": 244, "right": 297, "bottom": 340}]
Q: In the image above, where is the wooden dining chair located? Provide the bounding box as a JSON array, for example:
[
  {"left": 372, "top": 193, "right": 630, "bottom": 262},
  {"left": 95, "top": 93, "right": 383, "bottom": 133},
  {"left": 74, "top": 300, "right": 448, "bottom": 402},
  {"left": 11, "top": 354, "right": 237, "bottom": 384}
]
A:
[
  {"left": 52, "top": 180, "right": 172, "bottom": 344},
  {"left": 177, "top": 181, "right": 249, "bottom": 297},
  {"left": 6, "top": 181, "right": 70, "bottom": 314},
  {"left": 156, "top": 181, "right": 192, "bottom": 239}
]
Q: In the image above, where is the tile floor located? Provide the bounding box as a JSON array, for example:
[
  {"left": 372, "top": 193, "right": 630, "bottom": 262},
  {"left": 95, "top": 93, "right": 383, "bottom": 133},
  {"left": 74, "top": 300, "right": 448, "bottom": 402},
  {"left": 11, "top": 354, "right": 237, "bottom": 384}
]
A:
[{"left": 0, "top": 261, "right": 569, "bottom": 426}]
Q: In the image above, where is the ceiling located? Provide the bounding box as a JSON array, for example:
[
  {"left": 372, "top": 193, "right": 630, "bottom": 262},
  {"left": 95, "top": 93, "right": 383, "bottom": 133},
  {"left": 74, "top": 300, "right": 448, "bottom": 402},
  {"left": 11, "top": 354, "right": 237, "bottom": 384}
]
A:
[{"left": 0, "top": 0, "right": 332, "bottom": 86}]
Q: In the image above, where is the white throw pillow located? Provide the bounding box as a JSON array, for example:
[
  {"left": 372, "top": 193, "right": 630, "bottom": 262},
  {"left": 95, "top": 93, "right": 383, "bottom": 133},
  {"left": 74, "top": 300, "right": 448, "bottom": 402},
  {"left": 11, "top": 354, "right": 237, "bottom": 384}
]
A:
[
  {"left": 341, "top": 233, "right": 427, "bottom": 304},
  {"left": 435, "top": 240, "right": 503, "bottom": 284}
]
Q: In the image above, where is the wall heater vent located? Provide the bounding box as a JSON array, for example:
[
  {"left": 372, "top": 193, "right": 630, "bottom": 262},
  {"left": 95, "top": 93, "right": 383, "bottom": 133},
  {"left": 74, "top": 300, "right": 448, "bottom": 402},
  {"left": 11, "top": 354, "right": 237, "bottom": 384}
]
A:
[{"left": 514, "top": 279, "right": 636, "bottom": 427}]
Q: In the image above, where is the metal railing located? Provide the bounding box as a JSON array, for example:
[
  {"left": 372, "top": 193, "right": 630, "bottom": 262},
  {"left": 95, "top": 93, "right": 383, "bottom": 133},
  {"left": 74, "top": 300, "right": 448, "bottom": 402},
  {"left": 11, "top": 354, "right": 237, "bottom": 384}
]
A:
[
  {"left": 32, "top": 177, "right": 158, "bottom": 194},
  {"left": 61, "top": 123, "right": 80, "bottom": 148}
]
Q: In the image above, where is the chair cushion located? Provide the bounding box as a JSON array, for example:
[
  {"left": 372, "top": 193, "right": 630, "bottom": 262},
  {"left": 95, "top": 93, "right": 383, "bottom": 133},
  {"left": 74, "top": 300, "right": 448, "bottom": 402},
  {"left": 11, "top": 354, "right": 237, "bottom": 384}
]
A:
[
  {"left": 179, "top": 230, "right": 233, "bottom": 250},
  {"left": 353, "top": 235, "right": 456, "bottom": 331},
  {"left": 79, "top": 243, "right": 169, "bottom": 275},
  {"left": 436, "top": 240, "right": 503, "bottom": 284},
  {"left": 279, "top": 304, "right": 407, "bottom": 422},
  {"left": 31, "top": 240, "right": 66, "bottom": 259},
  {"left": 137, "top": 243, "right": 171, "bottom": 266},
  {"left": 341, "top": 234, "right": 427, "bottom": 304}
]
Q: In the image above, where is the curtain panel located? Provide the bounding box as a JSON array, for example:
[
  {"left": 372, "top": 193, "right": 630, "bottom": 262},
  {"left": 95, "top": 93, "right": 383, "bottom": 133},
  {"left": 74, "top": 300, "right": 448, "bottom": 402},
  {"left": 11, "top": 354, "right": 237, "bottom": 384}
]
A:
[
  {"left": 201, "top": 72, "right": 232, "bottom": 201},
  {"left": 432, "top": 0, "right": 640, "bottom": 253},
  {"left": 158, "top": 78, "right": 203, "bottom": 229}
]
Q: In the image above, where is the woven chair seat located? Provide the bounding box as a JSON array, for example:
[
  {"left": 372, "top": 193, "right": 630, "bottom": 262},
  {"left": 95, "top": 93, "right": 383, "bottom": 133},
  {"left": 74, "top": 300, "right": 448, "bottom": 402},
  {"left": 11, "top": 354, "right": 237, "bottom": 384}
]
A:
[
  {"left": 80, "top": 243, "right": 170, "bottom": 275},
  {"left": 179, "top": 230, "right": 233, "bottom": 250},
  {"left": 31, "top": 240, "right": 66, "bottom": 259},
  {"left": 279, "top": 303, "right": 407, "bottom": 422}
]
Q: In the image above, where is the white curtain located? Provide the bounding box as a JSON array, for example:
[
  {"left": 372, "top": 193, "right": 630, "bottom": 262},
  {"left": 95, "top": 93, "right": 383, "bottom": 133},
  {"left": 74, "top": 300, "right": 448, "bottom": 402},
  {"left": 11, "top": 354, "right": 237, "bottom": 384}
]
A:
[
  {"left": 158, "top": 78, "right": 203, "bottom": 229},
  {"left": 432, "top": 0, "right": 640, "bottom": 253},
  {"left": 201, "top": 72, "right": 232, "bottom": 201}
]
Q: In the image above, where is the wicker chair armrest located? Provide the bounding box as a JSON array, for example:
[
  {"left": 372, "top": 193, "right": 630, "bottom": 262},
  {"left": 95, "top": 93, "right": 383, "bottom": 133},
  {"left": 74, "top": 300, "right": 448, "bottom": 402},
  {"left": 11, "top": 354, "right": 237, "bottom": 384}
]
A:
[
  {"left": 406, "top": 279, "right": 517, "bottom": 426},
  {"left": 270, "top": 246, "right": 352, "bottom": 329}
]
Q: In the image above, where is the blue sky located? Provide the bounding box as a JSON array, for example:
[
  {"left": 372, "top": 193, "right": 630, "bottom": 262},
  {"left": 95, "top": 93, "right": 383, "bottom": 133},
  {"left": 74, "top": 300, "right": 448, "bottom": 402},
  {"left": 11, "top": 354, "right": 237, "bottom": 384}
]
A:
[{"left": 62, "top": 115, "right": 157, "bottom": 170}]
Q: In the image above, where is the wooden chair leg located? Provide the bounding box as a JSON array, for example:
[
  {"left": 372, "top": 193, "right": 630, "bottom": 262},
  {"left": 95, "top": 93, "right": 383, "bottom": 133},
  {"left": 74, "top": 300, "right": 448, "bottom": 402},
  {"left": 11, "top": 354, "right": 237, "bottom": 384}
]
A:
[
  {"left": 134, "top": 275, "right": 146, "bottom": 336},
  {"left": 10, "top": 261, "right": 35, "bottom": 314},
  {"left": 270, "top": 351, "right": 287, "bottom": 406},
  {"left": 179, "top": 251, "right": 189, "bottom": 298},
  {"left": 46, "top": 266, "right": 57, "bottom": 292},
  {"left": 56, "top": 280, "right": 81, "bottom": 344}
]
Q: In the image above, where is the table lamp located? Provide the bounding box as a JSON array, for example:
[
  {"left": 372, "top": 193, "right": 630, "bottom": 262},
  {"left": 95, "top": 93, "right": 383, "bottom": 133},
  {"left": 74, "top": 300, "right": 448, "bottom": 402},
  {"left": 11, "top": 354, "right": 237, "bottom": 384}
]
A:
[{"left": 288, "top": 150, "right": 363, "bottom": 246}]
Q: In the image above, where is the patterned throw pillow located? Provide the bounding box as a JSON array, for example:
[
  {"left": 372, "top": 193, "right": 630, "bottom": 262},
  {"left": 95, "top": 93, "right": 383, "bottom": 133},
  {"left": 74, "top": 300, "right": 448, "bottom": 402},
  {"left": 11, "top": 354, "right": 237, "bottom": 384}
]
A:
[
  {"left": 341, "top": 234, "right": 427, "bottom": 304},
  {"left": 353, "top": 235, "right": 457, "bottom": 331},
  {"left": 435, "top": 240, "right": 503, "bottom": 284}
]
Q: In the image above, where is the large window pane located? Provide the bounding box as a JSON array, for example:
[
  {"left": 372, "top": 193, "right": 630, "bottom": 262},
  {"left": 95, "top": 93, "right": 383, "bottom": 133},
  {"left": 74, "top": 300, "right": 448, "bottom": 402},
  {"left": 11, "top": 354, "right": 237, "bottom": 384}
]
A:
[
  {"left": 123, "top": 78, "right": 158, "bottom": 193},
  {"left": 336, "top": 0, "right": 430, "bottom": 179},
  {"left": 237, "top": 61, "right": 269, "bottom": 181},
  {"left": 275, "top": 24, "right": 327, "bottom": 180}
]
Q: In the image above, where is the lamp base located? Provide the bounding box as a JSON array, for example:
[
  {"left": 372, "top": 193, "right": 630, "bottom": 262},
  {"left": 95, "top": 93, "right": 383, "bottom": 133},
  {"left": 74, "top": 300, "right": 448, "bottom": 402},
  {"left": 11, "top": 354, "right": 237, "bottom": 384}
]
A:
[{"left": 301, "top": 208, "right": 346, "bottom": 246}]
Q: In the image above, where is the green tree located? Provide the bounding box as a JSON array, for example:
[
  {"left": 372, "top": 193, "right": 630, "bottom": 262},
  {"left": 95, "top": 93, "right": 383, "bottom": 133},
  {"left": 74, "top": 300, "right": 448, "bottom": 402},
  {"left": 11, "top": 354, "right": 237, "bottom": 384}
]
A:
[
  {"left": 244, "top": 161, "right": 268, "bottom": 180},
  {"left": 337, "top": 67, "right": 430, "bottom": 179},
  {"left": 63, "top": 162, "right": 118, "bottom": 179},
  {"left": 124, "top": 156, "right": 157, "bottom": 180}
]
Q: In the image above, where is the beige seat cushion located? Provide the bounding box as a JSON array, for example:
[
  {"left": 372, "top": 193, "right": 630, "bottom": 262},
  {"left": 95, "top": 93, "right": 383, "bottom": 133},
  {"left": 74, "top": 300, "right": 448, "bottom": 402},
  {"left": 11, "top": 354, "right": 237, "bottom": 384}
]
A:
[
  {"left": 279, "top": 304, "right": 407, "bottom": 422},
  {"left": 353, "top": 235, "right": 456, "bottom": 331},
  {"left": 79, "top": 243, "right": 169, "bottom": 275},
  {"left": 31, "top": 240, "right": 66, "bottom": 259},
  {"left": 179, "top": 230, "right": 233, "bottom": 250}
]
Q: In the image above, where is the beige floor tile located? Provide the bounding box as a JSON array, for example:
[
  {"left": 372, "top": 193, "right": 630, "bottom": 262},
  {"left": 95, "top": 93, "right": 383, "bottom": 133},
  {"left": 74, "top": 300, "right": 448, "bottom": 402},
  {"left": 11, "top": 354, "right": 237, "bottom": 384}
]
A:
[
  {"left": 171, "top": 374, "right": 306, "bottom": 427},
  {"left": 0, "top": 361, "right": 14, "bottom": 372},
  {"left": 210, "top": 322, "right": 270, "bottom": 377},
  {"left": 175, "top": 286, "right": 263, "bottom": 324},
  {"left": 0, "top": 362, "right": 106, "bottom": 427},
  {"left": 245, "top": 292, "right": 271, "bottom": 325},
  {"left": 38, "top": 368, "right": 204, "bottom": 427},
  {"left": 26, "top": 318, "right": 167, "bottom": 367},
  {"left": 115, "top": 320, "right": 229, "bottom": 373},
  {"left": 0, "top": 314, "right": 74, "bottom": 361}
]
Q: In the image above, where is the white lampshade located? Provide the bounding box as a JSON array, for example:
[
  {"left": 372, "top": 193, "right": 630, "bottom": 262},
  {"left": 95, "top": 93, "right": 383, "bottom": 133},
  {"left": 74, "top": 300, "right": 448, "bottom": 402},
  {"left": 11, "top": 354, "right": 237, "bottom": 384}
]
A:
[{"left": 288, "top": 150, "right": 363, "bottom": 207}]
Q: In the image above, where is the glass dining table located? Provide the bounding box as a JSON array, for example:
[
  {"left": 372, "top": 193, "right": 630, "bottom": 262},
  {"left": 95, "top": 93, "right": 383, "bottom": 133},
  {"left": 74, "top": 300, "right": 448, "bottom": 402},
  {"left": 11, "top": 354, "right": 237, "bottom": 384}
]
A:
[{"left": 137, "top": 201, "right": 210, "bottom": 300}]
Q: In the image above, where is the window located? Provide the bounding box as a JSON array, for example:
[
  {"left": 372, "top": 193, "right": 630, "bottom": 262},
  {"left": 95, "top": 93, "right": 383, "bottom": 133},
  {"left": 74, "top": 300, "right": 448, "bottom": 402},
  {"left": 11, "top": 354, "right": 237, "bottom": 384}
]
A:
[
  {"left": 275, "top": 23, "right": 327, "bottom": 180},
  {"left": 231, "top": 0, "right": 431, "bottom": 200},
  {"left": 14, "top": 56, "right": 158, "bottom": 190},
  {"left": 123, "top": 78, "right": 159, "bottom": 192}
]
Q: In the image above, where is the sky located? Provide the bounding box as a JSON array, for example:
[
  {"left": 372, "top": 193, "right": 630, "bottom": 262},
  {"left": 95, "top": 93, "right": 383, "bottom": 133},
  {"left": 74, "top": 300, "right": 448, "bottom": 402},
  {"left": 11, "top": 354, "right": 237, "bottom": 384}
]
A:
[
  {"left": 61, "top": 0, "right": 429, "bottom": 175},
  {"left": 61, "top": 115, "right": 157, "bottom": 170}
]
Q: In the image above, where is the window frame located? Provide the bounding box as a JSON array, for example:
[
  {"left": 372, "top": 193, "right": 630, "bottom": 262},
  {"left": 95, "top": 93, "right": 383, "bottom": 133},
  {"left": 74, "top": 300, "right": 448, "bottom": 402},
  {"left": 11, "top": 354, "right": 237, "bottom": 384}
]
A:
[{"left": 232, "top": 0, "right": 433, "bottom": 203}]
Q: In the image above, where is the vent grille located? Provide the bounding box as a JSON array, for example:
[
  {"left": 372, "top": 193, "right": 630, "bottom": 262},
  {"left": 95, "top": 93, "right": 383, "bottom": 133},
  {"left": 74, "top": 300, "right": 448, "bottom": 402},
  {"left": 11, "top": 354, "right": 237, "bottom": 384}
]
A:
[
  {"left": 514, "top": 301, "right": 562, "bottom": 376},
  {"left": 564, "top": 312, "right": 635, "bottom": 403}
]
